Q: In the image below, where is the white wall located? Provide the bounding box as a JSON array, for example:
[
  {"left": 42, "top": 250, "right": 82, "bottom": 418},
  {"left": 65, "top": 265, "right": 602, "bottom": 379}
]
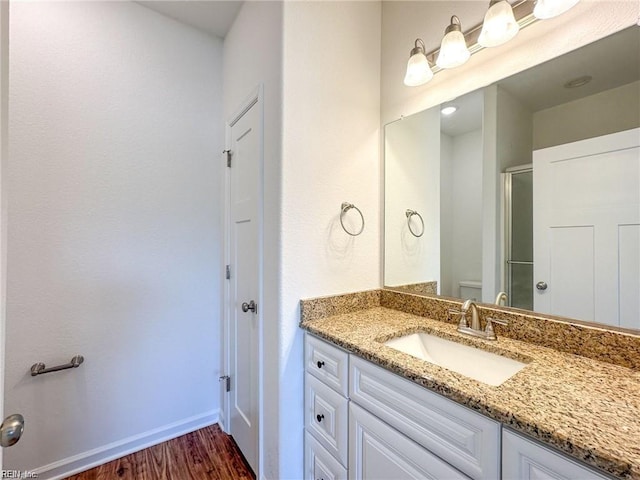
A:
[
  {"left": 439, "top": 132, "right": 453, "bottom": 296},
  {"left": 448, "top": 129, "right": 484, "bottom": 297},
  {"left": 533, "top": 80, "right": 640, "bottom": 149},
  {"left": 6, "top": 2, "right": 223, "bottom": 475},
  {"left": 384, "top": 109, "right": 440, "bottom": 288},
  {"left": 223, "top": 2, "right": 283, "bottom": 478},
  {"left": 381, "top": 1, "right": 639, "bottom": 124},
  {"left": 281, "top": 2, "right": 381, "bottom": 478}
]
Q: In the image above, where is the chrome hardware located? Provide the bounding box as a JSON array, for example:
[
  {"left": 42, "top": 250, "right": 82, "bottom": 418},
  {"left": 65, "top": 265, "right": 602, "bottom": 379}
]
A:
[
  {"left": 340, "top": 202, "right": 365, "bottom": 236},
  {"left": 0, "top": 414, "right": 24, "bottom": 448},
  {"left": 241, "top": 300, "right": 257, "bottom": 313},
  {"left": 219, "top": 375, "right": 231, "bottom": 392},
  {"left": 223, "top": 149, "right": 232, "bottom": 167},
  {"left": 30, "top": 355, "right": 84, "bottom": 377},
  {"left": 317, "top": 361, "right": 325, "bottom": 369},
  {"left": 405, "top": 209, "right": 425, "bottom": 237},
  {"left": 316, "top": 414, "right": 324, "bottom": 423},
  {"left": 453, "top": 300, "right": 509, "bottom": 341},
  {"left": 484, "top": 317, "right": 509, "bottom": 340},
  {"left": 461, "top": 299, "right": 481, "bottom": 331},
  {"left": 494, "top": 291, "right": 508, "bottom": 306},
  {"left": 536, "top": 281, "right": 548, "bottom": 291}
]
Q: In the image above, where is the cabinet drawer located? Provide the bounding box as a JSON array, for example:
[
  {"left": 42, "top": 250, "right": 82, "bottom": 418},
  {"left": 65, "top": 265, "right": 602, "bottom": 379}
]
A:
[
  {"left": 305, "top": 432, "right": 347, "bottom": 480},
  {"left": 305, "top": 374, "right": 348, "bottom": 466},
  {"left": 306, "top": 334, "right": 349, "bottom": 396},
  {"left": 349, "top": 355, "right": 500, "bottom": 480},
  {"left": 350, "top": 402, "right": 469, "bottom": 480},
  {"left": 502, "top": 429, "right": 611, "bottom": 480}
]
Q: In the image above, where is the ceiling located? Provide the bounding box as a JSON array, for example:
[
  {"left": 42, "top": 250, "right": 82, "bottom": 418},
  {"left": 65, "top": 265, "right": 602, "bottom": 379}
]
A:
[
  {"left": 440, "top": 90, "right": 484, "bottom": 137},
  {"left": 137, "top": 1, "right": 243, "bottom": 39},
  {"left": 441, "top": 26, "right": 639, "bottom": 137},
  {"left": 499, "top": 26, "right": 640, "bottom": 112}
]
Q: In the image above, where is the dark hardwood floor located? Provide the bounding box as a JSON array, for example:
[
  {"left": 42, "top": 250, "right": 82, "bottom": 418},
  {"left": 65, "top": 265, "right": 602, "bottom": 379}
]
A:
[{"left": 65, "top": 424, "right": 255, "bottom": 480}]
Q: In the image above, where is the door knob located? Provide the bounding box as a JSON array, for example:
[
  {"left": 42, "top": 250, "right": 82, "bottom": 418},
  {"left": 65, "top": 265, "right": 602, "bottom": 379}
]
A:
[
  {"left": 536, "top": 281, "right": 548, "bottom": 291},
  {"left": 0, "top": 414, "right": 24, "bottom": 448},
  {"left": 241, "top": 300, "right": 257, "bottom": 313}
]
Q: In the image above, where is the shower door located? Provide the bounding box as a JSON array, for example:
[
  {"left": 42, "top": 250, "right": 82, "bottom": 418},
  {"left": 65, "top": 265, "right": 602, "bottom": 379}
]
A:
[{"left": 505, "top": 165, "right": 533, "bottom": 310}]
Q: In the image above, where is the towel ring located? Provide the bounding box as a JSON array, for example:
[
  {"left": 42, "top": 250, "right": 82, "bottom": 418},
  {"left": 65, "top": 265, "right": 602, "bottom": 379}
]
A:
[
  {"left": 340, "top": 202, "right": 365, "bottom": 236},
  {"left": 406, "top": 209, "right": 424, "bottom": 237}
]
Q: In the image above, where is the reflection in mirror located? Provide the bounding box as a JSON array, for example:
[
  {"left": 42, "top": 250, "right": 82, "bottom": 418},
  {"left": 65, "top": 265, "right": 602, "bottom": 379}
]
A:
[{"left": 384, "top": 25, "right": 640, "bottom": 330}]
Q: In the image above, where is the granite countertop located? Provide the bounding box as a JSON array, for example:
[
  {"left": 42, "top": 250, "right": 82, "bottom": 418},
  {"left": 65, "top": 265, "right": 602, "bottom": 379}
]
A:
[{"left": 300, "top": 306, "right": 640, "bottom": 479}]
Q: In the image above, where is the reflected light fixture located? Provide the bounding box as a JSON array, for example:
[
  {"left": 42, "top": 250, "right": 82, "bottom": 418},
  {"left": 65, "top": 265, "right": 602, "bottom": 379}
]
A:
[
  {"left": 533, "top": 0, "right": 580, "bottom": 19},
  {"left": 403, "top": 39, "right": 434, "bottom": 87},
  {"left": 441, "top": 105, "right": 458, "bottom": 116},
  {"left": 478, "top": 0, "right": 520, "bottom": 47},
  {"left": 436, "top": 16, "right": 471, "bottom": 69}
]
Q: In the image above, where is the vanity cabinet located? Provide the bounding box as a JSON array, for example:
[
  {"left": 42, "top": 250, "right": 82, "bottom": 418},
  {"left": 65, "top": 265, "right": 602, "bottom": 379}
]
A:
[
  {"left": 349, "top": 402, "right": 468, "bottom": 479},
  {"left": 502, "top": 429, "right": 611, "bottom": 480},
  {"left": 350, "top": 355, "right": 500, "bottom": 479},
  {"left": 305, "top": 334, "right": 350, "bottom": 479},
  {"left": 305, "top": 333, "right": 613, "bottom": 480}
]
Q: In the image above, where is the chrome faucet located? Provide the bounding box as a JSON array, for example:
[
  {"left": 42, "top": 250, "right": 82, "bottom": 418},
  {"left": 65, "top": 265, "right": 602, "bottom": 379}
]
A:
[
  {"left": 494, "top": 291, "right": 508, "bottom": 306},
  {"left": 449, "top": 299, "right": 509, "bottom": 341}
]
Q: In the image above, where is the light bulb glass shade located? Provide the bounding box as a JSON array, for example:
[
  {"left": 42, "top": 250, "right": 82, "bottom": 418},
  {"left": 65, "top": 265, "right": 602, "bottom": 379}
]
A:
[
  {"left": 404, "top": 52, "right": 433, "bottom": 86},
  {"left": 478, "top": 0, "right": 520, "bottom": 47},
  {"left": 436, "top": 29, "right": 470, "bottom": 69},
  {"left": 533, "top": 0, "right": 580, "bottom": 19}
]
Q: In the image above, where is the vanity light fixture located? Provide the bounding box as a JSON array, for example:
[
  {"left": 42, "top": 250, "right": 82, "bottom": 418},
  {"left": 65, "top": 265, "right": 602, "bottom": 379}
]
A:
[
  {"left": 441, "top": 105, "right": 458, "bottom": 116},
  {"left": 436, "top": 16, "right": 471, "bottom": 69},
  {"left": 478, "top": 0, "right": 520, "bottom": 48},
  {"left": 404, "top": 0, "right": 582, "bottom": 86},
  {"left": 533, "top": 0, "right": 580, "bottom": 19},
  {"left": 403, "top": 39, "right": 434, "bottom": 87}
]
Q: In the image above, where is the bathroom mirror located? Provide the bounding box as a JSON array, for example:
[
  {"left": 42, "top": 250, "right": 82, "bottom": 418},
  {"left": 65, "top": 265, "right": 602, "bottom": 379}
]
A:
[{"left": 384, "top": 25, "right": 640, "bottom": 331}]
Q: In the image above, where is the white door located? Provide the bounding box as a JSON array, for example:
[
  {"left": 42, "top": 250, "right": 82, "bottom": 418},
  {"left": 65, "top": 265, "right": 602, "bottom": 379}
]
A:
[
  {"left": 226, "top": 92, "right": 262, "bottom": 473},
  {"left": 0, "top": 0, "right": 26, "bottom": 466},
  {"left": 533, "top": 128, "right": 640, "bottom": 328}
]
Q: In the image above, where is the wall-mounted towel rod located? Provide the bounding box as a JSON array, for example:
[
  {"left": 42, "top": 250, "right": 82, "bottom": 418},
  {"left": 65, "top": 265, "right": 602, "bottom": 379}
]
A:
[
  {"left": 31, "top": 355, "right": 84, "bottom": 377},
  {"left": 340, "top": 202, "right": 365, "bottom": 236},
  {"left": 406, "top": 209, "right": 424, "bottom": 237}
]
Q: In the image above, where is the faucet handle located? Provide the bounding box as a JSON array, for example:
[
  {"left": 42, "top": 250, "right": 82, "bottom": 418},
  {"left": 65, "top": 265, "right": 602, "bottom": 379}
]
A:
[
  {"left": 448, "top": 309, "right": 468, "bottom": 328},
  {"left": 487, "top": 316, "right": 508, "bottom": 326}
]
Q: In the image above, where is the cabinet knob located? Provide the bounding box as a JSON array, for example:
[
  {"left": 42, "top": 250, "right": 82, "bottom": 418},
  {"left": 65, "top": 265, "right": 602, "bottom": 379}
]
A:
[
  {"left": 316, "top": 414, "right": 324, "bottom": 423},
  {"left": 316, "top": 361, "right": 325, "bottom": 369}
]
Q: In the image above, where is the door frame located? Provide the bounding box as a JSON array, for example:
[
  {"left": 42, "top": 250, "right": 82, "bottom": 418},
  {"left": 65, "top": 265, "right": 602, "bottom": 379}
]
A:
[
  {"left": 0, "top": 1, "right": 9, "bottom": 467},
  {"left": 221, "top": 84, "right": 264, "bottom": 476}
]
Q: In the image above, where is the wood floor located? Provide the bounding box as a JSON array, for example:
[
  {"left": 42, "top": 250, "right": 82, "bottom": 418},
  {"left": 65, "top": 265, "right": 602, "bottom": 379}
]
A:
[{"left": 65, "top": 424, "right": 255, "bottom": 480}]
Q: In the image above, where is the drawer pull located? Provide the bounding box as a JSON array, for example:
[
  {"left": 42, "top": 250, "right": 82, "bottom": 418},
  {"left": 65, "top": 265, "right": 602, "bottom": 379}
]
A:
[
  {"left": 317, "top": 361, "right": 325, "bottom": 369},
  {"left": 316, "top": 414, "right": 324, "bottom": 423}
]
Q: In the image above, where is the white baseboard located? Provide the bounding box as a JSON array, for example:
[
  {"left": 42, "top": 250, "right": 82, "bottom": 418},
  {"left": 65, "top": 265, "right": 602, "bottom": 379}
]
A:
[{"left": 32, "top": 410, "right": 219, "bottom": 480}]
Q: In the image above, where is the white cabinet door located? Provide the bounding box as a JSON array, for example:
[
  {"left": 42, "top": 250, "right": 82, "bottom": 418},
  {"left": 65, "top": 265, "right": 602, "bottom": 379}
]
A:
[
  {"left": 349, "top": 402, "right": 469, "bottom": 480},
  {"left": 305, "top": 432, "right": 347, "bottom": 480},
  {"left": 350, "top": 355, "right": 500, "bottom": 479},
  {"left": 502, "top": 430, "right": 610, "bottom": 480},
  {"left": 306, "top": 374, "right": 349, "bottom": 466}
]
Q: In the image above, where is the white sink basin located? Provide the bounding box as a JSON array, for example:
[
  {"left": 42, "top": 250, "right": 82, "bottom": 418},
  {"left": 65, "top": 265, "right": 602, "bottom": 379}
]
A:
[{"left": 384, "top": 332, "right": 527, "bottom": 386}]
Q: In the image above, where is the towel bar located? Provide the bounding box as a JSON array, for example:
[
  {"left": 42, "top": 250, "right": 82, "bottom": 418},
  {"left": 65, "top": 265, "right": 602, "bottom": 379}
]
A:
[{"left": 31, "top": 355, "right": 84, "bottom": 376}]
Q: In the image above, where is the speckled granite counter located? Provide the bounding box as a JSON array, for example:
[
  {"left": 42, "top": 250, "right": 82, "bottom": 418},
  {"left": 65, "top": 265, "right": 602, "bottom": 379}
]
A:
[{"left": 300, "top": 294, "right": 640, "bottom": 479}]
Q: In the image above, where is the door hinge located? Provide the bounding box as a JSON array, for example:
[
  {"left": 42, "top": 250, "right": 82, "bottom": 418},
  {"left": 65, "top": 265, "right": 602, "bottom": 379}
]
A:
[
  {"left": 219, "top": 375, "right": 231, "bottom": 392},
  {"left": 225, "top": 265, "right": 231, "bottom": 280},
  {"left": 223, "top": 149, "right": 232, "bottom": 168}
]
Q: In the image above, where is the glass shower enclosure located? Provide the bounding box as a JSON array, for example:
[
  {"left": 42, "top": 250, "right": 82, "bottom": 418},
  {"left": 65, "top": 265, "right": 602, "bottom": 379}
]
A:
[{"left": 504, "top": 165, "right": 533, "bottom": 310}]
